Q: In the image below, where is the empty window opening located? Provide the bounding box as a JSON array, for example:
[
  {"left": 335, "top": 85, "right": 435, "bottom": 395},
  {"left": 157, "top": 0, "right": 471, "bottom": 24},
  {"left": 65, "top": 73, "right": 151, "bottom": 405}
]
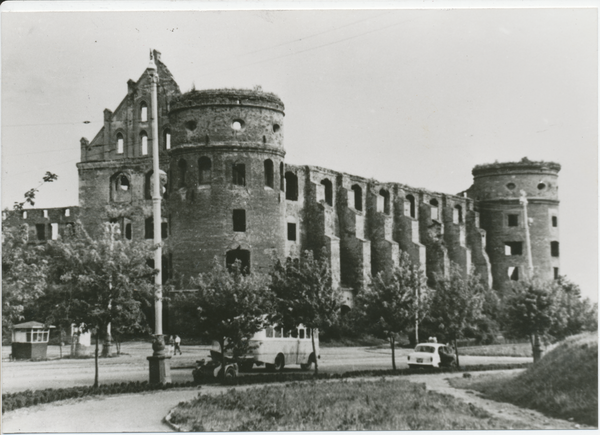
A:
[
  {"left": 231, "top": 120, "right": 244, "bottom": 131},
  {"left": 263, "top": 136, "right": 266, "bottom": 144},
  {"left": 554, "top": 267, "right": 559, "bottom": 280},
  {"left": 161, "top": 222, "right": 168, "bottom": 239},
  {"left": 232, "top": 163, "right": 246, "bottom": 186},
  {"left": 22, "top": 211, "right": 27, "bottom": 219},
  {"left": 117, "top": 133, "right": 124, "bottom": 154},
  {"left": 125, "top": 223, "right": 132, "bottom": 240},
  {"left": 537, "top": 182, "right": 546, "bottom": 190},
  {"left": 508, "top": 267, "right": 519, "bottom": 281},
  {"left": 551, "top": 241, "right": 559, "bottom": 257},
  {"left": 226, "top": 249, "right": 250, "bottom": 273},
  {"left": 164, "top": 129, "right": 171, "bottom": 150},
  {"left": 233, "top": 209, "right": 246, "bottom": 232},
  {"left": 36, "top": 224, "right": 46, "bottom": 241},
  {"left": 43, "top": 209, "right": 49, "bottom": 218},
  {"left": 405, "top": 195, "right": 416, "bottom": 218},
  {"left": 140, "top": 131, "right": 148, "bottom": 156},
  {"left": 264, "top": 159, "right": 274, "bottom": 188},
  {"left": 140, "top": 102, "right": 148, "bottom": 122},
  {"left": 287, "top": 223, "right": 297, "bottom": 241},
  {"left": 50, "top": 223, "right": 59, "bottom": 240},
  {"left": 178, "top": 159, "right": 187, "bottom": 188},
  {"left": 117, "top": 175, "right": 130, "bottom": 191},
  {"left": 273, "top": 124, "right": 280, "bottom": 133},
  {"left": 508, "top": 214, "right": 519, "bottom": 227},
  {"left": 552, "top": 216, "right": 558, "bottom": 227},
  {"left": 145, "top": 171, "right": 153, "bottom": 200},
  {"left": 506, "top": 182, "right": 516, "bottom": 190},
  {"left": 285, "top": 172, "right": 298, "bottom": 201},
  {"left": 321, "top": 179, "right": 333, "bottom": 206},
  {"left": 145, "top": 217, "right": 153, "bottom": 239},
  {"left": 147, "top": 255, "right": 171, "bottom": 285},
  {"left": 453, "top": 205, "right": 463, "bottom": 224},
  {"left": 504, "top": 242, "right": 523, "bottom": 256},
  {"left": 185, "top": 120, "right": 197, "bottom": 131},
  {"left": 280, "top": 162, "right": 284, "bottom": 191},
  {"left": 379, "top": 189, "right": 390, "bottom": 214},
  {"left": 64, "top": 208, "right": 70, "bottom": 217},
  {"left": 429, "top": 198, "right": 439, "bottom": 221},
  {"left": 198, "top": 157, "right": 212, "bottom": 185},
  {"left": 351, "top": 184, "right": 362, "bottom": 211}
]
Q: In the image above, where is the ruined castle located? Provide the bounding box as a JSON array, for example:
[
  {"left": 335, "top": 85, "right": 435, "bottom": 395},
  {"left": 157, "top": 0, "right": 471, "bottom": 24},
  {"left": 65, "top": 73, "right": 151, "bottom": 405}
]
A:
[{"left": 7, "top": 51, "right": 561, "bottom": 307}]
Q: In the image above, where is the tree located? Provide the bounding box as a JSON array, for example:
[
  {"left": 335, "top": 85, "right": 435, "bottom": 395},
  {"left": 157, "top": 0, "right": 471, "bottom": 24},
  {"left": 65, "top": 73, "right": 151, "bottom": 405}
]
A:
[
  {"left": 43, "top": 221, "right": 154, "bottom": 387},
  {"left": 191, "top": 259, "right": 274, "bottom": 377},
  {"left": 356, "top": 251, "right": 429, "bottom": 370},
  {"left": 2, "top": 224, "right": 49, "bottom": 337},
  {"left": 13, "top": 171, "right": 58, "bottom": 211},
  {"left": 504, "top": 277, "right": 561, "bottom": 362},
  {"left": 428, "top": 264, "right": 486, "bottom": 368},
  {"left": 270, "top": 250, "right": 343, "bottom": 375},
  {"left": 550, "top": 276, "right": 598, "bottom": 339}
]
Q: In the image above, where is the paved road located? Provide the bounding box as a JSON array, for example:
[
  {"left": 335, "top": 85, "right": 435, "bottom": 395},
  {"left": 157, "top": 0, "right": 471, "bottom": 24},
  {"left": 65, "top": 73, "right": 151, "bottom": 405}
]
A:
[{"left": 1, "top": 343, "right": 532, "bottom": 393}]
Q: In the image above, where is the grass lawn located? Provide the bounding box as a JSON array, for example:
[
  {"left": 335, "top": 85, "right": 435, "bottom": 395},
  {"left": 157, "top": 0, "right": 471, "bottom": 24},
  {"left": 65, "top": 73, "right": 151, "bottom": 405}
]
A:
[
  {"left": 459, "top": 342, "right": 532, "bottom": 357},
  {"left": 169, "top": 378, "right": 540, "bottom": 431},
  {"left": 449, "top": 333, "right": 598, "bottom": 427}
]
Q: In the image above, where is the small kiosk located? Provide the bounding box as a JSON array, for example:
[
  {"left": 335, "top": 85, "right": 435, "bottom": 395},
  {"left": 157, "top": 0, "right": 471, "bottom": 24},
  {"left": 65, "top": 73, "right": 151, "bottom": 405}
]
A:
[{"left": 11, "top": 321, "right": 55, "bottom": 360}]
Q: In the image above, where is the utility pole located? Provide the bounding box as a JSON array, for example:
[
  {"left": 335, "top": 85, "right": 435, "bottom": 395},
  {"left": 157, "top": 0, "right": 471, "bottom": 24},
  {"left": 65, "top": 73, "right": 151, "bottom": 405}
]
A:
[
  {"left": 519, "top": 190, "right": 534, "bottom": 278},
  {"left": 146, "top": 49, "right": 171, "bottom": 384}
]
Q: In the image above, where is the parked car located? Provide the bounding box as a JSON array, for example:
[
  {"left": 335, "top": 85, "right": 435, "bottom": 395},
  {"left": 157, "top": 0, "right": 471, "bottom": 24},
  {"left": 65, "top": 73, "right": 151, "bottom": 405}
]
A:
[{"left": 407, "top": 343, "right": 456, "bottom": 369}]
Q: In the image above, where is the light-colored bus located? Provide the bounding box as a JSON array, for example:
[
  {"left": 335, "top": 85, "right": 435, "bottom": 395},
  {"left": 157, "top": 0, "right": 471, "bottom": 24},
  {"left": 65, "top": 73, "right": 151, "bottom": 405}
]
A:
[{"left": 237, "top": 325, "right": 318, "bottom": 372}]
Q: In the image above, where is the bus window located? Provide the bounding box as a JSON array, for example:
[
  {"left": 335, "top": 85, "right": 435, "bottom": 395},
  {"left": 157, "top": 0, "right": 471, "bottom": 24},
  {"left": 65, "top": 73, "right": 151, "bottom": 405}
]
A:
[
  {"left": 291, "top": 329, "right": 298, "bottom": 338},
  {"left": 306, "top": 328, "right": 311, "bottom": 339},
  {"left": 266, "top": 327, "right": 274, "bottom": 338},
  {"left": 275, "top": 328, "right": 282, "bottom": 338},
  {"left": 284, "top": 329, "right": 291, "bottom": 338},
  {"left": 299, "top": 329, "right": 305, "bottom": 339}
]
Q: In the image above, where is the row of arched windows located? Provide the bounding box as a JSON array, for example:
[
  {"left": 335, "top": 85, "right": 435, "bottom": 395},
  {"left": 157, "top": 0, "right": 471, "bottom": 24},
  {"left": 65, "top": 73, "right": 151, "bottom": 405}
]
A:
[{"left": 115, "top": 129, "right": 171, "bottom": 155}]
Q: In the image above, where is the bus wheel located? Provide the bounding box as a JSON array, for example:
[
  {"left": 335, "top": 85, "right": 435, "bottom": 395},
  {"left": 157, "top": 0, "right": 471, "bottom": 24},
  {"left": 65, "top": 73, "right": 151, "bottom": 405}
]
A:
[
  {"left": 224, "top": 365, "right": 237, "bottom": 379},
  {"left": 274, "top": 353, "right": 285, "bottom": 371},
  {"left": 301, "top": 353, "right": 315, "bottom": 371}
]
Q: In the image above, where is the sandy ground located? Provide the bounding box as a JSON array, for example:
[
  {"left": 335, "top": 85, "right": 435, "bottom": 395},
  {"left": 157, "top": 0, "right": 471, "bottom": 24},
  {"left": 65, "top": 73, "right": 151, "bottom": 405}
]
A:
[{"left": 2, "top": 370, "right": 589, "bottom": 432}]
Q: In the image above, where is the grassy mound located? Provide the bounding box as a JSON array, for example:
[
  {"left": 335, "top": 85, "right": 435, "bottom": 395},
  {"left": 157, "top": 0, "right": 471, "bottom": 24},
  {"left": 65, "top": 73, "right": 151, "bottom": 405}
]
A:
[{"left": 451, "top": 333, "right": 598, "bottom": 426}]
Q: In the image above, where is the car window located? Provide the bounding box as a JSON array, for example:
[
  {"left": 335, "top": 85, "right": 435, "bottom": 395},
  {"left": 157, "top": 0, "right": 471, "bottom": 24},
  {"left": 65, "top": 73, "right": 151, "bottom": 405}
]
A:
[{"left": 415, "top": 345, "right": 435, "bottom": 353}]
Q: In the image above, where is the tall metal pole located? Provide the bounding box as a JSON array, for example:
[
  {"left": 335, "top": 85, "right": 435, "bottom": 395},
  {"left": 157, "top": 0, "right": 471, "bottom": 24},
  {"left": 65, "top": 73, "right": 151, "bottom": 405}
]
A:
[
  {"left": 519, "top": 190, "right": 534, "bottom": 278},
  {"left": 147, "top": 50, "right": 171, "bottom": 383}
]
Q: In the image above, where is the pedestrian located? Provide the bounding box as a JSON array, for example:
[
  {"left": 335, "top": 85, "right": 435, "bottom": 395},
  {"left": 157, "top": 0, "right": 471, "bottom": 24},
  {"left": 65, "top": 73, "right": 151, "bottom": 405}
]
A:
[
  {"left": 174, "top": 335, "right": 182, "bottom": 355},
  {"left": 164, "top": 335, "right": 172, "bottom": 356}
]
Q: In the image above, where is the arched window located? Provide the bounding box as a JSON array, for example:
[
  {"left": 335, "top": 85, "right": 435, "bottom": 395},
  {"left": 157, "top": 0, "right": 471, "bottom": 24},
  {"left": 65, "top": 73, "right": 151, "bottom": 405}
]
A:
[
  {"left": 321, "top": 178, "right": 333, "bottom": 206},
  {"left": 280, "top": 162, "right": 284, "bottom": 191},
  {"left": 164, "top": 128, "right": 171, "bottom": 150},
  {"left": 140, "top": 131, "right": 148, "bottom": 156},
  {"left": 140, "top": 102, "right": 148, "bottom": 122},
  {"left": 264, "top": 159, "right": 274, "bottom": 188},
  {"left": 379, "top": 189, "right": 390, "bottom": 214},
  {"left": 178, "top": 159, "right": 187, "bottom": 188},
  {"left": 232, "top": 163, "right": 246, "bottom": 186},
  {"left": 351, "top": 184, "right": 362, "bottom": 211},
  {"left": 145, "top": 170, "right": 153, "bottom": 200},
  {"left": 198, "top": 157, "right": 212, "bottom": 185},
  {"left": 405, "top": 194, "right": 416, "bottom": 218},
  {"left": 429, "top": 198, "right": 439, "bottom": 221},
  {"left": 117, "top": 174, "right": 130, "bottom": 191},
  {"left": 116, "top": 133, "right": 124, "bottom": 154},
  {"left": 453, "top": 205, "right": 463, "bottom": 224},
  {"left": 226, "top": 249, "right": 250, "bottom": 273},
  {"left": 285, "top": 172, "right": 298, "bottom": 201}
]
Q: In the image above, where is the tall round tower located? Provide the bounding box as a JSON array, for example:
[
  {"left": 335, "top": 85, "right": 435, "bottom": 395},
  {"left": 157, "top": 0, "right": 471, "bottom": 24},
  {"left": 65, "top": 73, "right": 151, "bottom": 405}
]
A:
[
  {"left": 468, "top": 158, "right": 561, "bottom": 294},
  {"left": 166, "top": 89, "right": 286, "bottom": 280}
]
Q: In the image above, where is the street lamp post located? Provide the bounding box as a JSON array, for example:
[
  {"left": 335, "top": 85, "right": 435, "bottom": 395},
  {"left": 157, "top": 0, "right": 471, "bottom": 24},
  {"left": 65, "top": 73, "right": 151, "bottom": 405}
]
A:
[{"left": 146, "top": 50, "right": 171, "bottom": 384}]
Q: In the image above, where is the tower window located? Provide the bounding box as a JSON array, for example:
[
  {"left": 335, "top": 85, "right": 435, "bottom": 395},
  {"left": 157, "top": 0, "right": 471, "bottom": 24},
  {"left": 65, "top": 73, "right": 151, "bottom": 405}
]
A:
[
  {"left": 453, "top": 205, "right": 463, "bottom": 224},
  {"left": 264, "top": 159, "right": 274, "bottom": 188},
  {"left": 508, "top": 267, "right": 519, "bottom": 281},
  {"left": 140, "top": 131, "right": 148, "bottom": 156},
  {"left": 198, "top": 157, "right": 212, "bottom": 185},
  {"left": 554, "top": 267, "right": 559, "bottom": 279},
  {"left": 405, "top": 194, "right": 416, "bottom": 218},
  {"left": 351, "top": 184, "right": 362, "bottom": 211},
  {"left": 280, "top": 162, "right": 284, "bottom": 191},
  {"left": 178, "top": 159, "right": 187, "bottom": 188},
  {"left": 64, "top": 208, "right": 70, "bottom": 217},
  {"left": 552, "top": 216, "right": 558, "bottom": 227},
  {"left": 161, "top": 222, "right": 168, "bottom": 239},
  {"left": 125, "top": 223, "right": 132, "bottom": 240},
  {"left": 233, "top": 163, "right": 246, "bottom": 186},
  {"left": 145, "top": 217, "right": 153, "bottom": 239},
  {"left": 22, "top": 211, "right": 27, "bottom": 219},
  {"left": 164, "top": 129, "right": 171, "bottom": 150},
  {"left": 429, "top": 198, "right": 439, "bottom": 221},
  {"left": 140, "top": 102, "right": 148, "bottom": 122},
  {"left": 379, "top": 189, "right": 390, "bottom": 214},
  {"left": 226, "top": 249, "right": 250, "bottom": 273},
  {"left": 508, "top": 214, "right": 519, "bottom": 227},
  {"left": 285, "top": 172, "right": 298, "bottom": 201},
  {"left": 233, "top": 209, "right": 246, "bottom": 232},
  {"left": 321, "top": 178, "right": 333, "bottom": 206},
  {"left": 36, "top": 224, "right": 46, "bottom": 241},
  {"left": 145, "top": 170, "right": 153, "bottom": 200},
  {"left": 287, "top": 223, "right": 297, "bottom": 241},
  {"left": 118, "top": 175, "right": 130, "bottom": 191},
  {"left": 551, "top": 241, "right": 559, "bottom": 257},
  {"left": 504, "top": 242, "right": 523, "bottom": 256},
  {"left": 117, "top": 133, "right": 124, "bottom": 154},
  {"left": 43, "top": 209, "right": 49, "bottom": 218},
  {"left": 51, "top": 223, "right": 58, "bottom": 240}
]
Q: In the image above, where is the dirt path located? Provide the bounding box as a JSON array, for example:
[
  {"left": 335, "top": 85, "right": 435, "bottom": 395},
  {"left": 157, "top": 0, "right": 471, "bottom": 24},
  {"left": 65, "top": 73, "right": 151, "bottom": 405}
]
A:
[{"left": 2, "top": 370, "right": 589, "bottom": 432}]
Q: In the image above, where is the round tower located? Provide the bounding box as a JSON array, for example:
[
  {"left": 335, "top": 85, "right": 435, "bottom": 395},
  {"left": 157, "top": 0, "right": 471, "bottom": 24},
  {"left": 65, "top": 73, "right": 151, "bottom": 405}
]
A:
[
  {"left": 469, "top": 158, "right": 561, "bottom": 294},
  {"left": 166, "top": 89, "right": 286, "bottom": 280}
]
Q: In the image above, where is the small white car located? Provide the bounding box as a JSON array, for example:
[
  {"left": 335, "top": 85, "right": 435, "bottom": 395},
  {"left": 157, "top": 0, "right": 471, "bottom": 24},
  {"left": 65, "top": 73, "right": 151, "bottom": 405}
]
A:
[{"left": 407, "top": 343, "right": 456, "bottom": 369}]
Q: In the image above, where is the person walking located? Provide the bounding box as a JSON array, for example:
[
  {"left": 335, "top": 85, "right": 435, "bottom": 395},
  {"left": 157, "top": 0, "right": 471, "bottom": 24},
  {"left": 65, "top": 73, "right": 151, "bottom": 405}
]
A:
[{"left": 174, "top": 335, "right": 182, "bottom": 355}]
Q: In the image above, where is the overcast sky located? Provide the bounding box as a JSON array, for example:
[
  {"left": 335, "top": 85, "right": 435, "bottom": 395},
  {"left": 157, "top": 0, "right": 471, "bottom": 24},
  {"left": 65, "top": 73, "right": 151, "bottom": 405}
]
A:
[{"left": 2, "top": 4, "right": 597, "bottom": 301}]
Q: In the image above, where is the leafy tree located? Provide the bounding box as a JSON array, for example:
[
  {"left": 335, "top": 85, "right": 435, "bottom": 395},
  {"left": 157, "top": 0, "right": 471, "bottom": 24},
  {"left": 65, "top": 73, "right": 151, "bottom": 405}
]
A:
[
  {"left": 2, "top": 225, "right": 49, "bottom": 338},
  {"left": 191, "top": 259, "right": 274, "bottom": 377},
  {"left": 356, "top": 251, "right": 429, "bottom": 370},
  {"left": 270, "top": 250, "right": 343, "bottom": 374},
  {"left": 13, "top": 171, "right": 58, "bottom": 211},
  {"left": 428, "top": 264, "right": 486, "bottom": 368},
  {"left": 43, "top": 221, "right": 154, "bottom": 387},
  {"left": 550, "top": 276, "right": 598, "bottom": 339}
]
